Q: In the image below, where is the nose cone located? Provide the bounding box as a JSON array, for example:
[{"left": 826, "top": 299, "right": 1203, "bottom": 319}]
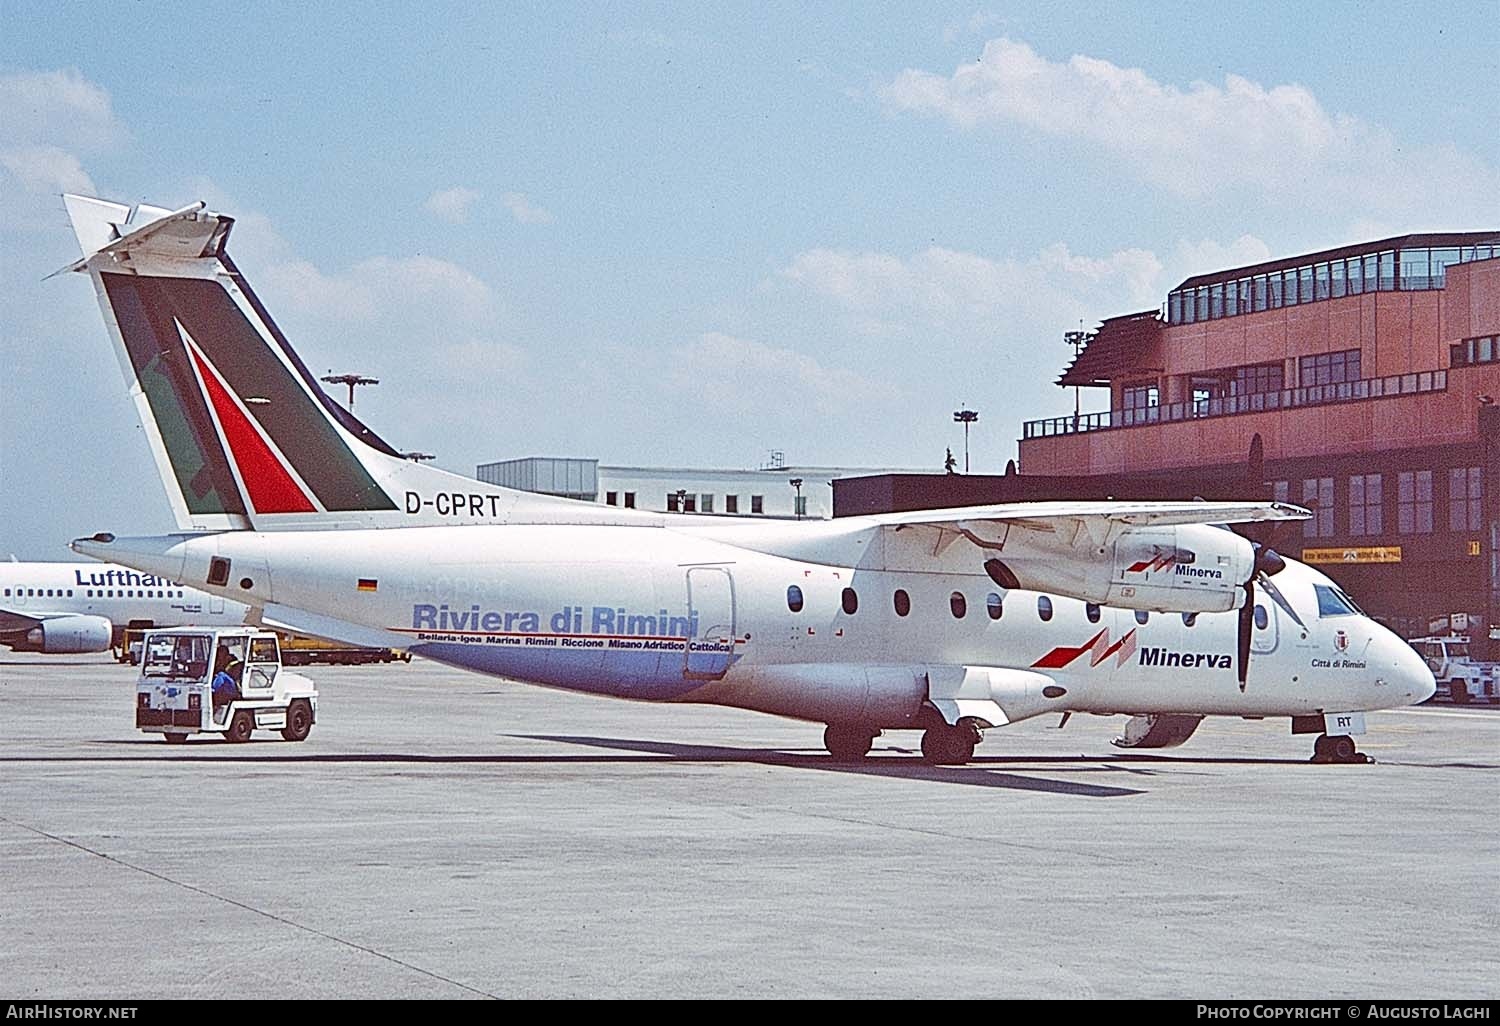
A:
[{"left": 1383, "top": 629, "right": 1436, "bottom": 705}]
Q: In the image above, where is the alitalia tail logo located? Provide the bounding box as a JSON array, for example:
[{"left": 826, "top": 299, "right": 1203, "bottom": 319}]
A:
[{"left": 1031, "top": 628, "right": 1138, "bottom": 670}]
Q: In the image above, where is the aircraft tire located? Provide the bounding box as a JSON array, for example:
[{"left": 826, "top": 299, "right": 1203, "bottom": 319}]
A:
[
  {"left": 823, "top": 725, "right": 875, "bottom": 761},
  {"left": 921, "top": 725, "right": 977, "bottom": 766},
  {"left": 226, "top": 711, "right": 254, "bottom": 744},
  {"left": 163, "top": 733, "right": 188, "bottom": 745},
  {"left": 281, "top": 699, "right": 313, "bottom": 742},
  {"left": 1329, "top": 735, "right": 1358, "bottom": 763}
]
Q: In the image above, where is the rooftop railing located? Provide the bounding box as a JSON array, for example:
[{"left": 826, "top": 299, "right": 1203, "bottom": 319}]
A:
[{"left": 1022, "top": 369, "right": 1448, "bottom": 440}]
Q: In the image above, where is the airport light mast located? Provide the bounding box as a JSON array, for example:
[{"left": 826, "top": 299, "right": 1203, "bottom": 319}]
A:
[
  {"left": 1064, "top": 327, "right": 1091, "bottom": 427},
  {"left": 789, "top": 478, "right": 804, "bottom": 520},
  {"left": 321, "top": 372, "right": 379, "bottom": 409},
  {"left": 952, "top": 407, "right": 978, "bottom": 473}
]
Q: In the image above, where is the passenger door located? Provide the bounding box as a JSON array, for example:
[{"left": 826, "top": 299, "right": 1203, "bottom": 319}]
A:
[{"left": 684, "top": 567, "right": 735, "bottom": 680}]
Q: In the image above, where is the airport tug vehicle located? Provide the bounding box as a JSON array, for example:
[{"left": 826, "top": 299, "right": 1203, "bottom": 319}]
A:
[{"left": 135, "top": 627, "right": 317, "bottom": 744}]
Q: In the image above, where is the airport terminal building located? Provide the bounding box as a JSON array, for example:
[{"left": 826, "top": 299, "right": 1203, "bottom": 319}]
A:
[
  {"left": 839, "top": 233, "right": 1500, "bottom": 647},
  {"left": 478, "top": 455, "right": 936, "bottom": 520}
]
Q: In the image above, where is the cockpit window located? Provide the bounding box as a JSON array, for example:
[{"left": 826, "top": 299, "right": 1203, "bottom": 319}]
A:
[{"left": 1315, "top": 584, "right": 1360, "bottom": 617}]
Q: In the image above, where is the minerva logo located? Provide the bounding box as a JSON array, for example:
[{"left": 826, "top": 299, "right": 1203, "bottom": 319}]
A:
[
  {"left": 1174, "top": 564, "right": 1224, "bottom": 580},
  {"left": 1139, "top": 647, "right": 1233, "bottom": 669}
]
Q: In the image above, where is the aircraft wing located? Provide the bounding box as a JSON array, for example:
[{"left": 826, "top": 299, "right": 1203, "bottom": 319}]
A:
[
  {"left": 872, "top": 500, "right": 1310, "bottom": 615},
  {"left": 871, "top": 499, "right": 1309, "bottom": 535},
  {"left": 0, "top": 608, "right": 49, "bottom": 635}
]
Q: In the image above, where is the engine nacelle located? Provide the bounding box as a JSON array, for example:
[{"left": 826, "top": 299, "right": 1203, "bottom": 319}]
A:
[
  {"left": 17, "top": 614, "right": 115, "bottom": 654},
  {"left": 716, "top": 663, "right": 927, "bottom": 726},
  {"left": 986, "top": 523, "right": 1254, "bottom": 614},
  {"left": 1111, "top": 713, "right": 1205, "bottom": 749}
]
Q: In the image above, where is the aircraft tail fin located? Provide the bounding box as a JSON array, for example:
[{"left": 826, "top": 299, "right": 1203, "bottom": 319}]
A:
[{"left": 62, "top": 195, "right": 581, "bottom": 531}]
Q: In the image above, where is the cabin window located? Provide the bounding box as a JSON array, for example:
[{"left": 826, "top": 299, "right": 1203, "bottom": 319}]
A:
[
  {"left": 786, "top": 585, "right": 804, "bottom": 613},
  {"left": 1086, "top": 603, "right": 1100, "bottom": 623},
  {"left": 1037, "top": 596, "right": 1053, "bottom": 622},
  {"left": 1254, "top": 606, "right": 1269, "bottom": 630},
  {"left": 1135, "top": 610, "right": 1150, "bottom": 624},
  {"left": 893, "top": 589, "right": 910, "bottom": 617},
  {"left": 986, "top": 592, "right": 1003, "bottom": 620},
  {"left": 841, "top": 588, "right": 858, "bottom": 615},
  {"left": 950, "top": 592, "right": 967, "bottom": 619}
]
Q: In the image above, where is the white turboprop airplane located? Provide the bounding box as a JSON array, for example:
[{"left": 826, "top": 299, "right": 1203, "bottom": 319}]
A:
[
  {"left": 0, "top": 559, "right": 250, "bottom": 654},
  {"left": 59, "top": 195, "right": 1434, "bottom": 763}
]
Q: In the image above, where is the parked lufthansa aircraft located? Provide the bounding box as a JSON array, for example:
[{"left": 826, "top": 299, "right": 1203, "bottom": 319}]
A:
[
  {"left": 60, "top": 195, "right": 1434, "bottom": 761},
  {"left": 0, "top": 559, "right": 250, "bottom": 654}
]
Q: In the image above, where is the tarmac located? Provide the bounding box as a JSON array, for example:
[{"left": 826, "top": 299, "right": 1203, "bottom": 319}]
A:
[{"left": 1, "top": 652, "right": 1496, "bottom": 999}]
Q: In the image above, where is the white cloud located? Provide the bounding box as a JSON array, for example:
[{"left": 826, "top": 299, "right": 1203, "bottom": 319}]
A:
[
  {"left": 0, "top": 69, "right": 123, "bottom": 198},
  {"left": 424, "top": 186, "right": 480, "bottom": 224},
  {"left": 0, "top": 145, "right": 95, "bottom": 194},
  {"left": 781, "top": 242, "right": 1163, "bottom": 333},
  {"left": 669, "top": 332, "right": 896, "bottom": 415},
  {"left": 879, "top": 37, "right": 1500, "bottom": 221},
  {"left": 0, "top": 68, "right": 123, "bottom": 153},
  {"left": 501, "top": 192, "right": 553, "bottom": 225}
]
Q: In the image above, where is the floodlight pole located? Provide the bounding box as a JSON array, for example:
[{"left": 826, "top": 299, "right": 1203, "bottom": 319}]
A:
[
  {"left": 321, "top": 372, "right": 379, "bottom": 409},
  {"left": 952, "top": 408, "right": 978, "bottom": 473}
]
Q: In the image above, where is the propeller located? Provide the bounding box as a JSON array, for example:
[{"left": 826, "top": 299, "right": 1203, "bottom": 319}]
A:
[{"left": 1237, "top": 543, "right": 1304, "bottom": 691}]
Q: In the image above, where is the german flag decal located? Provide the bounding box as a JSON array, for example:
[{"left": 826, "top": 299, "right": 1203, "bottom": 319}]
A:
[{"left": 357, "top": 579, "right": 378, "bottom": 592}]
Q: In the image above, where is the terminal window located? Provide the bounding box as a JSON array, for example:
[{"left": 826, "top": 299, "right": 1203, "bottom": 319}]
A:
[
  {"left": 1450, "top": 467, "right": 1483, "bottom": 532},
  {"left": 1398, "top": 470, "right": 1434, "bottom": 534},
  {"left": 1302, "top": 478, "right": 1334, "bottom": 537},
  {"left": 624, "top": 492, "right": 635, "bottom": 509},
  {"left": 700, "top": 494, "right": 714, "bottom": 513},
  {"left": 1299, "top": 349, "right": 1361, "bottom": 387},
  {"left": 751, "top": 495, "right": 764, "bottom": 514},
  {"left": 605, "top": 491, "right": 617, "bottom": 506},
  {"left": 1349, "top": 474, "right": 1383, "bottom": 536},
  {"left": 726, "top": 495, "right": 739, "bottom": 514}
]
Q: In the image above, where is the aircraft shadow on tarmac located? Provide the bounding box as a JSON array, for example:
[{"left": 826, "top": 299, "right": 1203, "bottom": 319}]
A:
[
  {"left": 5, "top": 735, "right": 1226, "bottom": 797},
  {"left": 22, "top": 734, "right": 1493, "bottom": 787}
]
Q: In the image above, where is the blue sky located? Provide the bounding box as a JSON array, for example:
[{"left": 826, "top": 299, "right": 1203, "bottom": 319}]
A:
[{"left": 2, "top": 1, "right": 1497, "bottom": 557}]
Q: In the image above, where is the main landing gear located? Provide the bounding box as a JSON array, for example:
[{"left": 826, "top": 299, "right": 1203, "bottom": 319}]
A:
[
  {"left": 823, "top": 724, "right": 878, "bottom": 762},
  {"left": 920, "top": 722, "right": 981, "bottom": 765},
  {"left": 1311, "top": 733, "right": 1371, "bottom": 764},
  {"left": 820, "top": 722, "right": 984, "bottom": 765}
]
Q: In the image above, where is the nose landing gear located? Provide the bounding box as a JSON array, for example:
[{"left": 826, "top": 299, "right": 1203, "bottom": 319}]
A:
[{"left": 1311, "top": 733, "right": 1372, "bottom": 764}]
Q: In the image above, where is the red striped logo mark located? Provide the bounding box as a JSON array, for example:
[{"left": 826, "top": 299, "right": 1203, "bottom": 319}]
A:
[
  {"left": 1031, "top": 628, "right": 1138, "bottom": 670},
  {"left": 1125, "top": 553, "right": 1176, "bottom": 574},
  {"left": 184, "top": 332, "right": 317, "bottom": 514}
]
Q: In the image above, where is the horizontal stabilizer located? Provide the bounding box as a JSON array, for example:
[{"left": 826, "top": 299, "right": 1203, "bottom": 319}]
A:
[{"left": 60, "top": 196, "right": 225, "bottom": 275}]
